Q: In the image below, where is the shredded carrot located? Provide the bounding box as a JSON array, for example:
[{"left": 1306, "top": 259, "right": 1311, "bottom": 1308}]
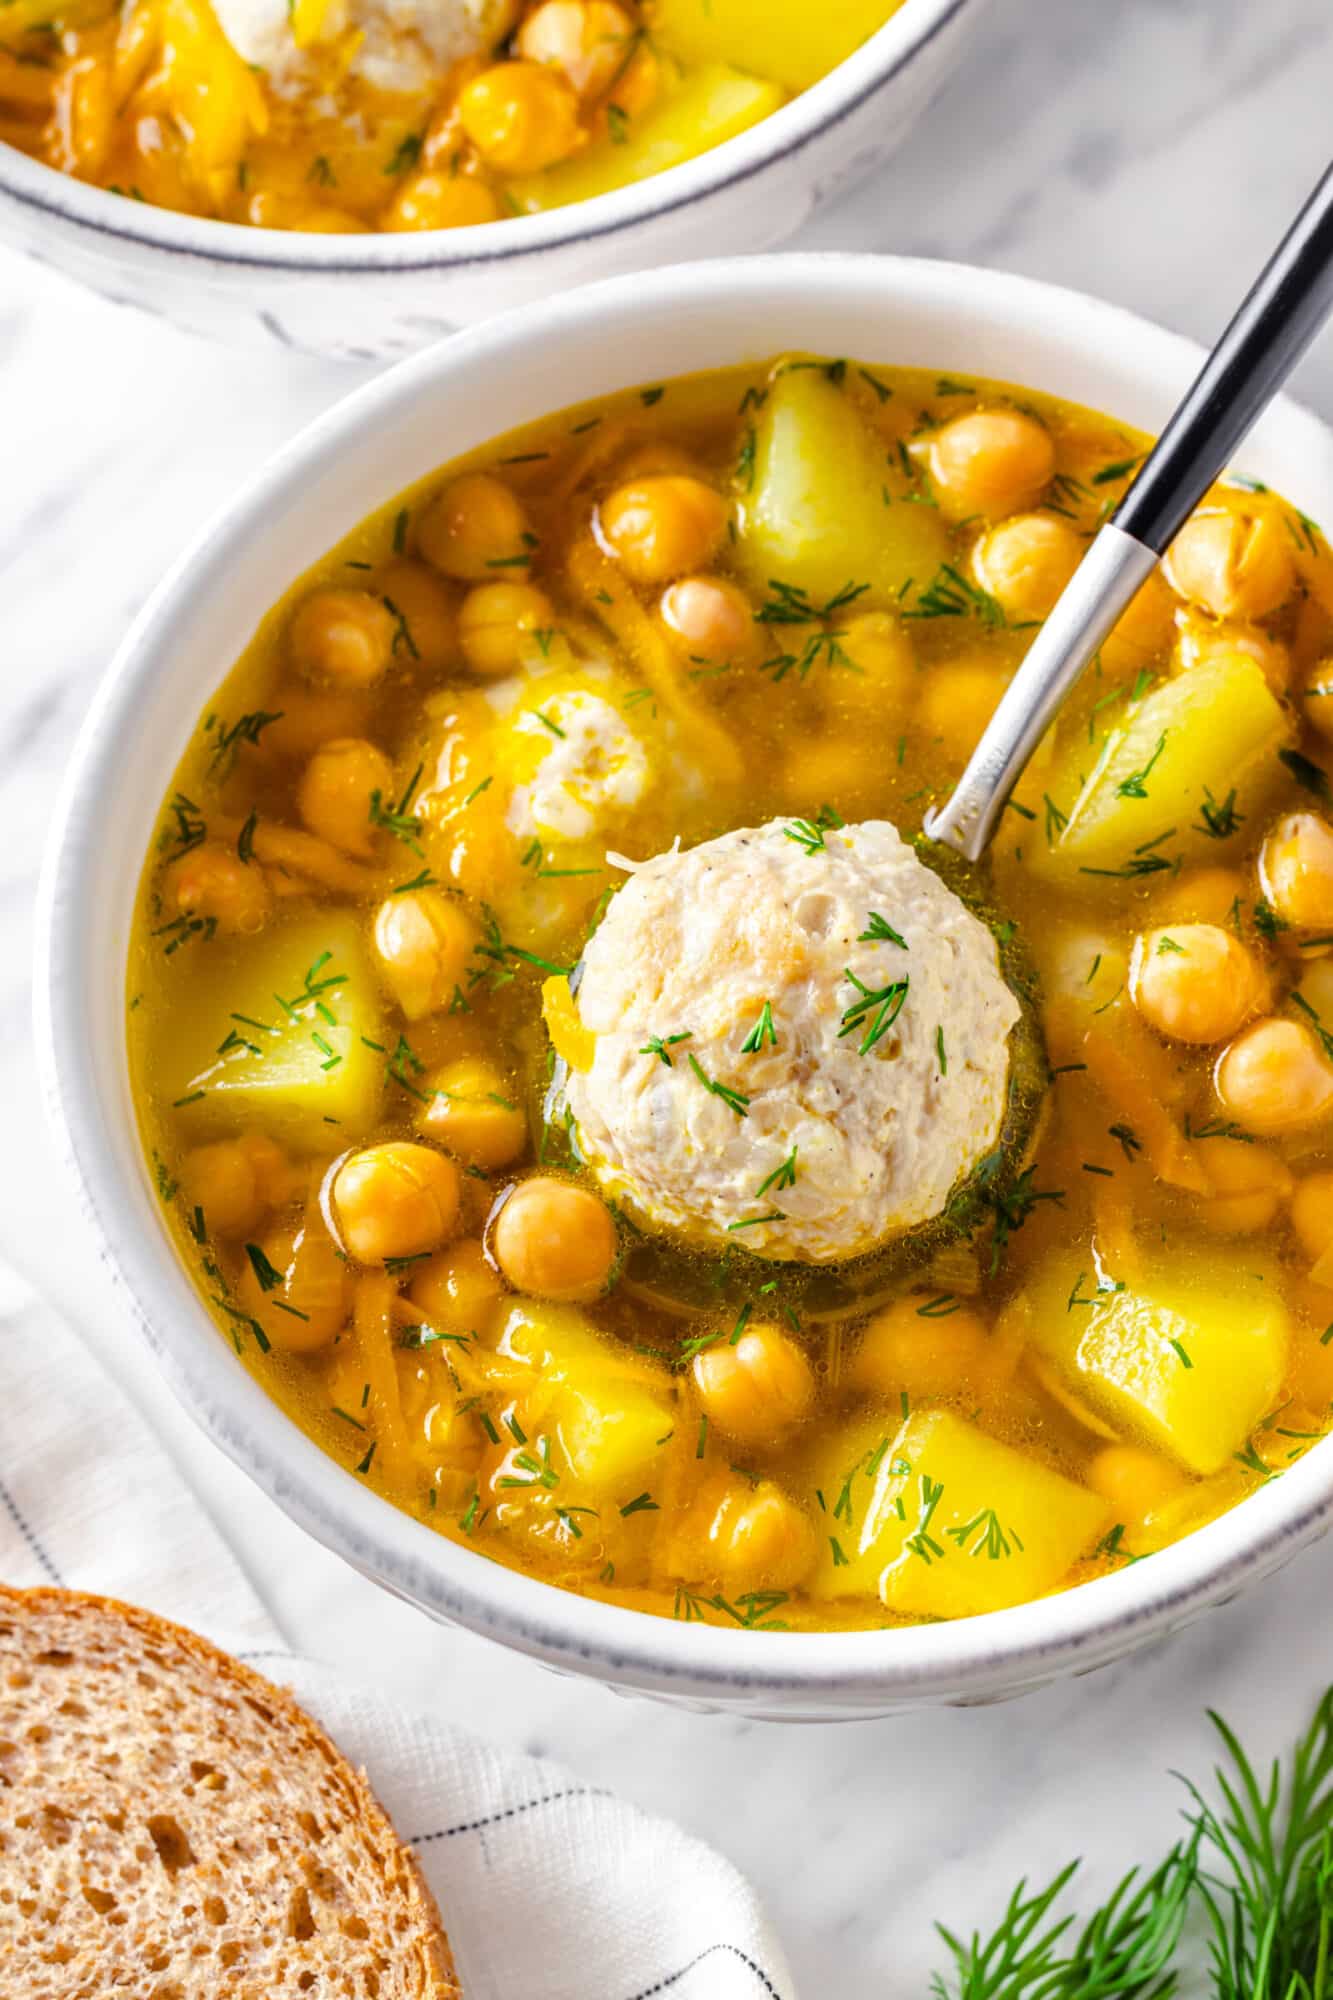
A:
[
  {"left": 566, "top": 534, "right": 744, "bottom": 784},
  {"left": 355, "top": 1271, "right": 412, "bottom": 1483},
  {"left": 550, "top": 417, "right": 633, "bottom": 505},
  {"left": 1079, "top": 1022, "right": 1209, "bottom": 1195},
  {"left": 250, "top": 822, "right": 381, "bottom": 896}
]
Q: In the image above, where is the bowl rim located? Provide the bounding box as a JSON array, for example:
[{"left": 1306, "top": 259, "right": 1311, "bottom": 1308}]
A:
[
  {"left": 0, "top": 0, "right": 974, "bottom": 278},
  {"left": 36, "top": 250, "right": 1333, "bottom": 1704}
]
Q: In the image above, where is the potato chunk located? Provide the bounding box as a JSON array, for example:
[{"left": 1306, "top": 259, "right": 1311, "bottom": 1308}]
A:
[
  {"left": 1021, "top": 1248, "right": 1288, "bottom": 1474},
  {"left": 497, "top": 1301, "right": 673, "bottom": 1493},
  {"left": 738, "top": 365, "right": 947, "bottom": 608},
  {"left": 808, "top": 1410, "right": 1108, "bottom": 1617},
  {"left": 1030, "top": 653, "right": 1291, "bottom": 883},
  {"left": 554, "top": 1380, "right": 673, "bottom": 1491},
  {"left": 508, "top": 65, "right": 784, "bottom": 212},
  {"left": 162, "top": 913, "right": 385, "bottom": 1147}
]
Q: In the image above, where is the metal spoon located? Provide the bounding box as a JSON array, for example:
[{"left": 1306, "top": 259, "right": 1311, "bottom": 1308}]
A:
[{"left": 925, "top": 156, "right": 1333, "bottom": 864}]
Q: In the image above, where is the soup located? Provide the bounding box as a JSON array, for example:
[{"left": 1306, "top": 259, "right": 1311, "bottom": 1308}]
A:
[
  {"left": 129, "top": 353, "right": 1333, "bottom": 1633},
  {"left": 1, "top": 0, "right": 900, "bottom": 233}
]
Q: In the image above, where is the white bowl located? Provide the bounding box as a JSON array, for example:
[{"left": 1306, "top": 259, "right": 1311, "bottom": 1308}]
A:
[
  {"left": 0, "top": 0, "right": 983, "bottom": 361},
  {"left": 38, "top": 253, "right": 1333, "bottom": 1718}
]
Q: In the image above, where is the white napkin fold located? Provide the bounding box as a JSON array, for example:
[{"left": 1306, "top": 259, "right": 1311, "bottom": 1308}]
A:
[{"left": 0, "top": 1277, "right": 796, "bottom": 2000}]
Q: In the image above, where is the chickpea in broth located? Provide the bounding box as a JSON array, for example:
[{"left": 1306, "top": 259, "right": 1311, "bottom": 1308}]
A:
[{"left": 132, "top": 355, "right": 1333, "bottom": 1633}]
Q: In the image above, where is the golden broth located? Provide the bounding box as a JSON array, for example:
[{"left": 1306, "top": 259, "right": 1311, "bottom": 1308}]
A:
[
  {"left": 2, "top": 0, "right": 901, "bottom": 234},
  {"left": 129, "top": 354, "right": 1333, "bottom": 1633}
]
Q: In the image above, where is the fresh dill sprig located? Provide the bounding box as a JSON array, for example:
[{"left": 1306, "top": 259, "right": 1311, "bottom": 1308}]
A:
[
  {"left": 838, "top": 970, "right": 910, "bottom": 1054},
  {"left": 368, "top": 762, "right": 425, "bottom": 853},
  {"left": 686, "top": 1053, "right": 750, "bottom": 1118},
  {"left": 640, "top": 1030, "right": 693, "bottom": 1067},
  {"left": 902, "top": 563, "right": 1011, "bottom": 629},
  {"left": 859, "top": 912, "right": 908, "bottom": 947},
  {"left": 929, "top": 1690, "right": 1333, "bottom": 1999},
  {"left": 741, "top": 1001, "right": 778, "bottom": 1054}
]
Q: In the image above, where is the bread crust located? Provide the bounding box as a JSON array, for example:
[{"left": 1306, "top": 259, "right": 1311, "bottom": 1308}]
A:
[{"left": 0, "top": 1585, "right": 460, "bottom": 1999}]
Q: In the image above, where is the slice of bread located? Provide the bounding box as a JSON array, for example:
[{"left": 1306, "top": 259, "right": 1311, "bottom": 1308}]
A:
[{"left": 0, "top": 1586, "right": 461, "bottom": 1999}]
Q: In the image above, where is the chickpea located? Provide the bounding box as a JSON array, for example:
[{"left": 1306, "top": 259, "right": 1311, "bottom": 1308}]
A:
[
  {"left": 516, "top": 0, "right": 636, "bottom": 98},
  {"left": 1215, "top": 1017, "right": 1333, "bottom": 1136},
  {"left": 408, "top": 1237, "right": 506, "bottom": 1332},
  {"left": 658, "top": 575, "right": 759, "bottom": 666},
  {"left": 237, "top": 1218, "right": 350, "bottom": 1352},
  {"left": 252, "top": 688, "right": 373, "bottom": 761},
  {"left": 1260, "top": 812, "right": 1333, "bottom": 932},
  {"left": 384, "top": 172, "right": 501, "bottom": 231},
  {"left": 330, "top": 1142, "right": 461, "bottom": 1265},
  {"left": 1193, "top": 1136, "right": 1293, "bottom": 1235},
  {"left": 288, "top": 588, "right": 396, "bottom": 690},
  {"left": 692, "top": 1324, "right": 815, "bottom": 1447},
  {"left": 297, "top": 738, "right": 394, "bottom": 858},
  {"left": 705, "top": 1478, "right": 818, "bottom": 1593},
  {"left": 1100, "top": 570, "right": 1176, "bottom": 676},
  {"left": 458, "top": 581, "right": 555, "bottom": 677},
  {"left": 916, "top": 661, "right": 1008, "bottom": 765},
  {"left": 489, "top": 1175, "right": 617, "bottom": 1301},
  {"left": 971, "top": 512, "right": 1081, "bottom": 621},
  {"left": 1174, "top": 613, "right": 1290, "bottom": 693},
  {"left": 1129, "top": 925, "right": 1266, "bottom": 1045},
  {"left": 1303, "top": 658, "right": 1333, "bottom": 745},
  {"left": 372, "top": 890, "right": 479, "bottom": 1021},
  {"left": 1152, "top": 866, "right": 1247, "bottom": 928},
  {"left": 847, "top": 1297, "right": 996, "bottom": 1402},
  {"left": 832, "top": 611, "right": 916, "bottom": 701},
  {"left": 1088, "top": 1444, "right": 1186, "bottom": 1523},
  {"left": 1291, "top": 1171, "right": 1333, "bottom": 1265},
  {"left": 613, "top": 442, "right": 703, "bottom": 483},
  {"left": 182, "top": 1132, "right": 293, "bottom": 1239},
  {"left": 163, "top": 841, "right": 271, "bottom": 936},
  {"left": 418, "top": 1056, "right": 529, "bottom": 1169},
  {"left": 458, "top": 61, "right": 583, "bottom": 174},
  {"left": 597, "top": 476, "right": 728, "bottom": 585},
  {"left": 375, "top": 559, "right": 456, "bottom": 673},
  {"left": 924, "top": 409, "right": 1055, "bottom": 522},
  {"left": 417, "top": 473, "right": 531, "bottom": 581},
  {"left": 1164, "top": 500, "right": 1295, "bottom": 621}
]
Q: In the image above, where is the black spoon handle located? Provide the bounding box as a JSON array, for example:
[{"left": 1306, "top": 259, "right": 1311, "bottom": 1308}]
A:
[{"left": 1116, "top": 158, "right": 1333, "bottom": 552}]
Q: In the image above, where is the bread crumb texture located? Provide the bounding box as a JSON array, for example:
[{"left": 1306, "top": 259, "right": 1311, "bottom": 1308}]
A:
[{"left": 0, "top": 1586, "right": 460, "bottom": 1999}]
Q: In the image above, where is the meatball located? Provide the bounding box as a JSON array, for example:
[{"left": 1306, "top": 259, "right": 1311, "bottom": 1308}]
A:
[
  {"left": 212, "top": 0, "right": 516, "bottom": 93},
  {"left": 559, "top": 819, "right": 1020, "bottom": 1261}
]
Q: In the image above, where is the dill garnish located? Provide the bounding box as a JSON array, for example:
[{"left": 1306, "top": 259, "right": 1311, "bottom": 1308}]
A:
[
  {"left": 1115, "top": 730, "right": 1168, "bottom": 799},
  {"left": 1194, "top": 784, "right": 1243, "bottom": 839},
  {"left": 859, "top": 912, "right": 908, "bottom": 946},
  {"left": 838, "top": 970, "right": 910, "bottom": 1054},
  {"left": 204, "top": 708, "right": 284, "bottom": 775},
  {"left": 755, "top": 1148, "right": 798, "bottom": 1198},
  {"left": 640, "top": 1030, "right": 693, "bottom": 1067},
  {"left": 1279, "top": 747, "right": 1333, "bottom": 802},
  {"left": 686, "top": 1053, "right": 750, "bottom": 1117},
  {"left": 902, "top": 563, "right": 1010, "bottom": 628},
  {"left": 368, "top": 762, "right": 424, "bottom": 852},
  {"left": 740, "top": 1002, "right": 778, "bottom": 1053}
]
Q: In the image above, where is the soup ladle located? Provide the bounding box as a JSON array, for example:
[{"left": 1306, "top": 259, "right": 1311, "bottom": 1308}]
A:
[{"left": 925, "top": 155, "right": 1333, "bottom": 864}]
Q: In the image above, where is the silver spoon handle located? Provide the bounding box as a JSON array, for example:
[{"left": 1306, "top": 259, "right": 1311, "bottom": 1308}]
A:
[{"left": 922, "top": 523, "right": 1158, "bottom": 862}]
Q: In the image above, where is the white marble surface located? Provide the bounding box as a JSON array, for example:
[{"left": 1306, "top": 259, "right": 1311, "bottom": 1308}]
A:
[{"left": 5, "top": 1, "right": 1333, "bottom": 1989}]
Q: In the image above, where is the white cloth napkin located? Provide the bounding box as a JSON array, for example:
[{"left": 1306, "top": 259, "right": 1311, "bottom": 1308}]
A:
[{"left": 0, "top": 1276, "right": 796, "bottom": 2000}]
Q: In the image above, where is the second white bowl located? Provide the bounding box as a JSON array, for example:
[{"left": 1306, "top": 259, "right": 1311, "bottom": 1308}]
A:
[{"left": 0, "top": 0, "right": 983, "bottom": 359}]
